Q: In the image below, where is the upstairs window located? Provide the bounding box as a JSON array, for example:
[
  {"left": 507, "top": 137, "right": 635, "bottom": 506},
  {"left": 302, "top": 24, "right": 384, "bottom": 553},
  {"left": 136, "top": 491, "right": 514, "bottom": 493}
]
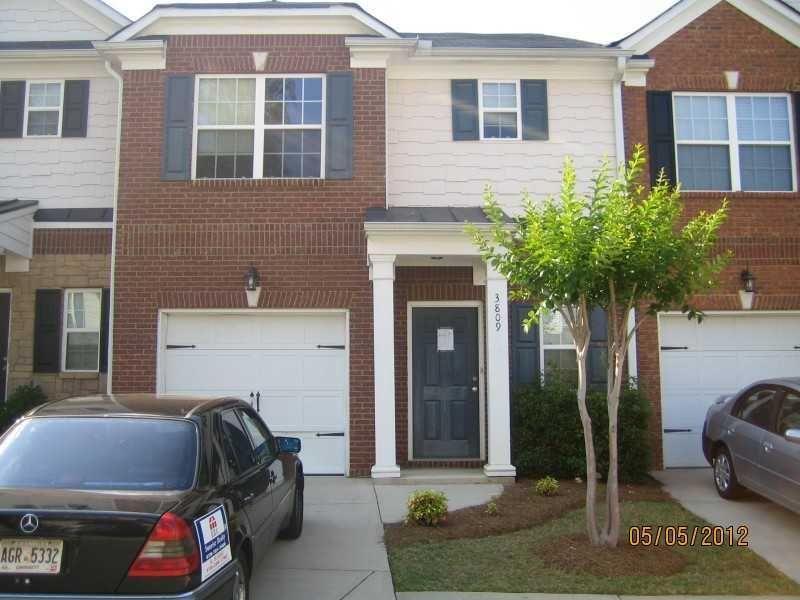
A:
[
  {"left": 25, "top": 82, "right": 62, "bottom": 137},
  {"left": 479, "top": 81, "right": 520, "bottom": 140},
  {"left": 673, "top": 93, "right": 796, "bottom": 192},
  {"left": 194, "top": 75, "right": 325, "bottom": 180},
  {"left": 62, "top": 289, "right": 102, "bottom": 372}
]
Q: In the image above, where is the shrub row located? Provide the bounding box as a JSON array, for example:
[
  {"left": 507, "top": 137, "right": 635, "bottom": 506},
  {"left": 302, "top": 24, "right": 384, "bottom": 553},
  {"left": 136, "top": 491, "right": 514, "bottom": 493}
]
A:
[{"left": 0, "top": 383, "right": 48, "bottom": 434}]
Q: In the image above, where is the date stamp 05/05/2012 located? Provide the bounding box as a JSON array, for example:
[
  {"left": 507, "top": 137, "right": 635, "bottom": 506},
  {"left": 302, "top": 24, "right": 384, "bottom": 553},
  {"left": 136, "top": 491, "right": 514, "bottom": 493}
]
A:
[{"left": 628, "top": 525, "right": 750, "bottom": 547}]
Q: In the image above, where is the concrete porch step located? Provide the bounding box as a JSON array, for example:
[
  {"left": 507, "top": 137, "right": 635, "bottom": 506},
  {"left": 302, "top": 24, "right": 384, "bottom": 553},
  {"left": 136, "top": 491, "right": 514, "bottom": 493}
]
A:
[{"left": 373, "top": 468, "right": 496, "bottom": 485}]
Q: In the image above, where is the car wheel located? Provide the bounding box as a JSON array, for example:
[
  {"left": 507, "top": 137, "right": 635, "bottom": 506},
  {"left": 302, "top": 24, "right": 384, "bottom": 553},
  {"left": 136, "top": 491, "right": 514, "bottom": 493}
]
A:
[
  {"left": 231, "top": 557, "right": 249, "bottom": 600},
  {"left": 279, "top": 476, "right": 304, "bottom": 540},
  {"left": 713, "top": 446, "right": 743, "bottom": 499}
]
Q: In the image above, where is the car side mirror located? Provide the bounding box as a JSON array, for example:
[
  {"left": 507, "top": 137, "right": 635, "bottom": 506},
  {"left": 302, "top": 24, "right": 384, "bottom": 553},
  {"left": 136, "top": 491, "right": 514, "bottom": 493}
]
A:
[
  {"left": 276, "top": 436, "right": 301, "bottom": 454},
  {"left": 785, "top": 429, "right": 800, "bottom": 444}
]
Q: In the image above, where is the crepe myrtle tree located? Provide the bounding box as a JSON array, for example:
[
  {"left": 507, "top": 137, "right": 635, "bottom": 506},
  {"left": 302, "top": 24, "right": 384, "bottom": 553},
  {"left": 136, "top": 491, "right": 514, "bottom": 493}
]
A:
[{"left": 470, "top": 145, "right": 729, "bottom": 547}]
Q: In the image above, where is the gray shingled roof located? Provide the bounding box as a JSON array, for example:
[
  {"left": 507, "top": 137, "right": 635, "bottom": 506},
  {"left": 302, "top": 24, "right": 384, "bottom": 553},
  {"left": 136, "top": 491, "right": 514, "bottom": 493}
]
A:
[
  {"left": 404, "top": 32, "right": 602, "bottom": 49},
  {"left": 365, "top": 206, "right": 508, "bottom": 224},
  {"left": 34, "top": 208, "right": 113, "bottom": 223},
  {"left": 0, "top": 41, "right": 95, "bottom": 51},
  {"left": 0, "top": 200, "right": 38, "bottom": 215}
]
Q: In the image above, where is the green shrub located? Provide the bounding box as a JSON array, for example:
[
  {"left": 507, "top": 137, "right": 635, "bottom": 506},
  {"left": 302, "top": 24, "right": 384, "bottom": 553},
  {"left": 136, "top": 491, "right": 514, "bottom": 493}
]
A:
[
  {"left": 0, "top": 383, "right": 48, "bottom": 434},
  {"left": 534, "top": 476, "right": 560, "bottom": 496},
  {"left": 512, "top": 377, "right": 650, "bottom": 482},
  {"left": 406, "top": 489, "right": 448, "bottom": 526},
  {"left": 485, "top": 500, "right": 499, "bottom": 516}
]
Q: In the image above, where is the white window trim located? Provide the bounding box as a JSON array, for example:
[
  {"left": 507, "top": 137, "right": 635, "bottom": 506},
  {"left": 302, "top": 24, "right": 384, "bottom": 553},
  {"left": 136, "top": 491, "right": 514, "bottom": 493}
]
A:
[
  {"left": 539, "top": 312, "right": 576, "bottom": 381},
  {"left": 191, "top": 73, "right": 327, "bottom": 180},
  {"left": 478, "top": 79, "right": 522, "bottom": 142},
  {"left": 23, "top": 80, "right": 64, "bottom": 138},
  {"left": 672, "top": 91, "right": 797, "bottom": 193},
  {"left": 62, "top": 288, "right": 102, "bottom": 373}
]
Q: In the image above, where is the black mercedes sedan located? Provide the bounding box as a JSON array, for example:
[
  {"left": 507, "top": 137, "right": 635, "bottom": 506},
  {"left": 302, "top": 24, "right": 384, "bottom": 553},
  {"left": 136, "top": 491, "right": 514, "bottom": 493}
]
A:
[{"left": 0, "top": 394, "right": 304, "bottom": 600}]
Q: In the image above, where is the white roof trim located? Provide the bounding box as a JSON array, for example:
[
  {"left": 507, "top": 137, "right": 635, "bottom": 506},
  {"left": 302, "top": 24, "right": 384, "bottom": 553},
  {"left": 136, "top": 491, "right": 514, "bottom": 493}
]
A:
[
  {"left": 616, "top": 0, "right": 800, "bottom": 53},
  {"left": 109, "top": 5, "right": 400, "bottom": 42},
  {"left": 364, "top": 221, "right": 496, "bottom": 233}
]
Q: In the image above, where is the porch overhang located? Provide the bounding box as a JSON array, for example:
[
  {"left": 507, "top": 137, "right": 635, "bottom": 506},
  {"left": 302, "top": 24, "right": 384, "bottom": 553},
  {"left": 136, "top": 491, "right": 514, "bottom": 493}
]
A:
[{"left": 0, "top": 200, "right": 39, "bottom": 272}]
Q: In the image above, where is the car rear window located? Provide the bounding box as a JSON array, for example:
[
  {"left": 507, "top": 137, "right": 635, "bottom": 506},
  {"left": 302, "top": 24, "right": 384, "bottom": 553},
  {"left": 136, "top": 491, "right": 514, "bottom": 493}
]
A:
[{"left": 0, "top": 417, "right": 198, "bottom": 491}]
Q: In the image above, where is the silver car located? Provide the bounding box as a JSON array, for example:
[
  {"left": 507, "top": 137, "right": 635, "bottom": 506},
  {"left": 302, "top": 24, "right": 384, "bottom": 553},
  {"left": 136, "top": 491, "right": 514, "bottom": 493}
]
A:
[{"left": 703, "top": 378, "right": 800, "bottom": 513}]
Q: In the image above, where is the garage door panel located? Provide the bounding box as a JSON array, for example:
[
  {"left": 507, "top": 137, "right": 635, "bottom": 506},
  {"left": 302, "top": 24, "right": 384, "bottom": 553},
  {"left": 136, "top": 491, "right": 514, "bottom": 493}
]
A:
[
  {"left": 261, "top": 392, "right": 304, "bottom": 431},
  {"left": 302, "top": 393, "right": 346, "bottom": 429},
  {"left": 660, "top": 314, "right": 800, "bottom": 468},
  {"left": 164, "top": 352, "right": 257, "bottom": 393},
  {"left": 257, "top": 353, "right": 303, "bottom": 386},
  {"left": 274, "top": 432, "right": 345, "bottom": 476},
  {"left": 302, "top": 354, "right": 346, "bottom": 387}
]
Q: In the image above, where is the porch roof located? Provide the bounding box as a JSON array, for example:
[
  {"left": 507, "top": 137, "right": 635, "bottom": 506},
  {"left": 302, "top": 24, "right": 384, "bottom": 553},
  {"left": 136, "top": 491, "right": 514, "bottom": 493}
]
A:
[{"left": 365, "top": 206, "right": 510, "bottom": 226}]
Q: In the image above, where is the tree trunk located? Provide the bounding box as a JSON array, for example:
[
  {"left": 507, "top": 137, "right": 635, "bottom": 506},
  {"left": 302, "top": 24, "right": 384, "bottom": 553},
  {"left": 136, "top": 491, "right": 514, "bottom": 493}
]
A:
[{"left": 564, "top": 303, "right": 600, "bottom": 545}]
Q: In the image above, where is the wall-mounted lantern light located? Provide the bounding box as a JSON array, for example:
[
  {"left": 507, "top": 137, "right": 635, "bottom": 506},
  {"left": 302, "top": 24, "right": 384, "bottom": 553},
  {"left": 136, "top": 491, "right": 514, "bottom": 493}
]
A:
[
  {"left": 739, "top": 268, "right": 755, "bottom": 310},
  {"left": 245, "top": 265, "right": 262, "bottom": 308}
]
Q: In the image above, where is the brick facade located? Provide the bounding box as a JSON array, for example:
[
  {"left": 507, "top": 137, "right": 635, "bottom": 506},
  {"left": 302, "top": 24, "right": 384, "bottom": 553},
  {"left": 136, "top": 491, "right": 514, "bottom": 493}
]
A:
[
  {"left": 623, "top": 1, "right": 800, "bottom": 468},
  {"left": 0, "top": 229, "right": 111, "bottom": 402},
  {"left": 112, "top": 35, "right": 385, "bottom": 475}
]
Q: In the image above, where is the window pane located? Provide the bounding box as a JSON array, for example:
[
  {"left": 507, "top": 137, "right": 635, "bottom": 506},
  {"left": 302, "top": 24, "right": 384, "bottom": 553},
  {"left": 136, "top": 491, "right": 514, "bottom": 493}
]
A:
[
  {"left": 65, "top": 332, "right": 100, "bottom": 371},
  {"left": 285, "top": 102, "right": 302, "bottom": 125},
  {"left": 483, "top": 111, "right": 517, "bottom": 139},
  {"left": 266, "top": 78, "right": 283, "bottom": 101},
  {"left": 0, "top": 418, "right": 197, "bottom": 491},
  {"left": 778, "top": 392, "right": 800, "bottom": 436},
  {"left": 285, "top": 78, "right": 302, "bottom": 101},
  {"left": 221, "top": 411, "right": 256, "bottom": 474},
  {"left": 673, "top": 95, "right": 728, "bottom": 141},
  {"left": 304, "top": 77, "right": 322, "bottom": 101},
  {"left": 264, "top": 130, "right": 282, "bottom": 154},
  {"left": 544, "top": 349, "right": 578, "bottom": 384},
  {"left": 739, "top": 145, "right": 792, "bottom": 191},
  {"left": 304, "top": 101, "right": 322, "bottom": 125},
  {"left": 677, "top": 145, "right": 732, "bottom": 191},
  {"left": 66, "top": 291, "right": 101, "bottom": 330},
  {"left": 302, "top": 154, "right": 321, "bottom": 178},
  {"left": 28, "top": 83, "right": 61, "bottom": 108},
  {"left": 542, "top": 311, "right": 574, "bottom": 346},
  {"left": 265, "top": 102, "right": 282, "bottom": 125},
  {"left": 736, "top": 388, "right": 777, "bottom": 429},
  {"left": 199, "top": 79, "right": 218, "bottom": 101},
  {"left": 262, "top": 129, "right": 321, "bottom": 179},
  {"left": 198, "top": 78, "right": 254, "bottom": 126},
  {"left": 238, "top": 410, "right": 274, "bottom": 464},
  {"left": 303, "top": 130, "right": 321, "bottom": 154},
  {"left": 218, "top": 79, "right": 237, "bottom": 101},
  {"left": 284, "top": 154, "right": 301, "bottom": 177},
  {"left": 736, "top": 96, "right": 790, "bottom": 142},
  {"left": 284, "top": 130, "right": 301, "bottom": 153},
  {"left": 263, "top": 154, "right": 282, "bottom": 177},
  {"left": 26, "top": 111, "right": 59, "bottom": 136},
  {"left": 196, "top": 130, "right": 253, "bottom": 179},
  {"left": 217, "top": 102, "right": 235, "bottom": 125}
]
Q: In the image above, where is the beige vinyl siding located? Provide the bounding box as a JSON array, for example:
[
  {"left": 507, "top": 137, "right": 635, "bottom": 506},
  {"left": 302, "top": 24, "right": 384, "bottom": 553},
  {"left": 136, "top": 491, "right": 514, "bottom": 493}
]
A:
[
  {"left": 387, "top": 79, "right": 617, "bottom": 213},
  {"left": 0, "top": 0, "right": 106, "bottom": 41},
  {"left": 0, "top": 77, "right": 118, "bottom": 211}
]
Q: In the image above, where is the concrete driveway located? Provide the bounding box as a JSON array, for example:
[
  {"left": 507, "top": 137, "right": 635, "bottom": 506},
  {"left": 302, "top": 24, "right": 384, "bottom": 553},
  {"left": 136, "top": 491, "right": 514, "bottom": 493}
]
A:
[
  {"left": 252, "top": 477, "right": 395, "bottom": 600},
  {"left": 654, "top": 468, "right": 800, "bottom": 584}
]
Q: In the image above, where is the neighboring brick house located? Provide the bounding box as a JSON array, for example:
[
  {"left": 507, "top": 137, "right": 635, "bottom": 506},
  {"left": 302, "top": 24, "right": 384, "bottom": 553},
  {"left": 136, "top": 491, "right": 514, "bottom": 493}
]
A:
[
  {"left": 614, "top": 0, "right": 800, "bottom": 468},
  {"left": 99, "top": 2, "right": 649, "bottom": 478},
  {"left": 0, "top": 0, "right": 129, "bottom": 402}
]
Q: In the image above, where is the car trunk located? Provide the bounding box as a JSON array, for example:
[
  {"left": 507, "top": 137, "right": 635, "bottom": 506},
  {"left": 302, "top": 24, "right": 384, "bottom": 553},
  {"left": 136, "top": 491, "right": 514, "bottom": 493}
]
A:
[{"left": 0, "top": 488, "right": 183, "bottom": 594}]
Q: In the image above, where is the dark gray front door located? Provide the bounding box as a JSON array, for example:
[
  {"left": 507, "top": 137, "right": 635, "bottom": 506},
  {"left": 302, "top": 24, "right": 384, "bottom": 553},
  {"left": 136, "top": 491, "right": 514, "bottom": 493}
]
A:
[
  {"left": 412, "top": 307, "right": 480, "bottom": 459},
  {"left": 0, "top": 293, "right": 9, "bottom": 401}
]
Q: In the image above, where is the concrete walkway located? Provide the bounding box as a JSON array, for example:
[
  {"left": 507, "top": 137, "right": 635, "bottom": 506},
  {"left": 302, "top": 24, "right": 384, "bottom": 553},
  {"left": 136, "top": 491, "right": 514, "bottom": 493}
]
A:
[
  {"left": 252, "top": 477, "right": 395, "bottom": 600},
  {"left": 398, "top": 594, "right": 800, "bottom": 600},
  {"left": 654, "top": 468, "right": 800, "bottom": 585}
]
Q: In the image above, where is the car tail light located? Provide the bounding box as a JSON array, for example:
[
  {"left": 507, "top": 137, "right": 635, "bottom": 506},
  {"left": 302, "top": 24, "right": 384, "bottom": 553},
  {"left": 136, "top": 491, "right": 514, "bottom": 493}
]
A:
[{"left": 128, "top": 512, "right": 200, "bottom": 578}]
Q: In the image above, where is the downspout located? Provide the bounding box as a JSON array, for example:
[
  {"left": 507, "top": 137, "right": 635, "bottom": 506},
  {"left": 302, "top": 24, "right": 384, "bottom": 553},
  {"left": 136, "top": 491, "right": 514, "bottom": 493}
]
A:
[
  {"left": 612, "top": 56, "right": 639, "bottom": 384},
  {"left": 103, "top": 59, "right": 123, "bottom": 395}
]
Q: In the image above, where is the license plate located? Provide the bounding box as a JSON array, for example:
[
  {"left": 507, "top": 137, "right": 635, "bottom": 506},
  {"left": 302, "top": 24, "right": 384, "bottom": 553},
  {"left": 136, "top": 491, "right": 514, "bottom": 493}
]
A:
[{"left": 0, "top": 539, "right": 63, "bottom": 575}]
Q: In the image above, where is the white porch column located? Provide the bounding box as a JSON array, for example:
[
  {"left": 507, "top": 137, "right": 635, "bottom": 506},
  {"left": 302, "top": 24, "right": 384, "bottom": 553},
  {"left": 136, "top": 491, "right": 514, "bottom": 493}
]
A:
[
  {"left": 484, "top": 264, "right": 516, "bottom": 478},
  {"left": 369, "top": 254, "right": 401, "bottom": 478}
]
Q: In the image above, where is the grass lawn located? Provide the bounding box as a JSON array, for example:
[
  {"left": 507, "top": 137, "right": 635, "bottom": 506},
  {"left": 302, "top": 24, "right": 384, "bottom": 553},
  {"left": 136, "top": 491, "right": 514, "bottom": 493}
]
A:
[{"left": 386, "top": 480, "right": 800, "bottom": 595}]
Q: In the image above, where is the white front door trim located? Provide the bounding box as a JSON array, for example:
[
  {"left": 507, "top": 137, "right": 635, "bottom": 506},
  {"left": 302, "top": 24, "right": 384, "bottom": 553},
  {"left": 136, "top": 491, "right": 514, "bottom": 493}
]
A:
[
  {"left": 406, "top": 300, "right": 486, "bottom": 463},
  {"left": 156, "top": 307, "right": 350, "bottom": 476}
]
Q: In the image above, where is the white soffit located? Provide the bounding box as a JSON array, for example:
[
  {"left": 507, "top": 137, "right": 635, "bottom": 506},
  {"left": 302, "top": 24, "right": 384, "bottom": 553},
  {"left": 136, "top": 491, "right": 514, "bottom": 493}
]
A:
[
  {"left": 616, "top": 0, "right": 800, "bottom": 54},
  {"left": 109, "top": 6, "right": 401, "bottom": 41}
]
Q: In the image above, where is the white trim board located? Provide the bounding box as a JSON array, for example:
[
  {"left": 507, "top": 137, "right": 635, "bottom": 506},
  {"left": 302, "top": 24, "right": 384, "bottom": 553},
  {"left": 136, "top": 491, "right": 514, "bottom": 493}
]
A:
[
  {"left": 615, "top": 0, "right": 800, "bottom": 54},
  {"left": 406, "top": 301, "right": 486, "bottom": 463}
]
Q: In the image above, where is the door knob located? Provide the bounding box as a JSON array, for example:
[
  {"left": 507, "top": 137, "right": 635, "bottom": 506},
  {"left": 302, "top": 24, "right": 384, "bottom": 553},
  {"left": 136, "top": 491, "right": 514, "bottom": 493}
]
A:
[{"left": 471, "top": 386, "right": 478, "bottom": 392}]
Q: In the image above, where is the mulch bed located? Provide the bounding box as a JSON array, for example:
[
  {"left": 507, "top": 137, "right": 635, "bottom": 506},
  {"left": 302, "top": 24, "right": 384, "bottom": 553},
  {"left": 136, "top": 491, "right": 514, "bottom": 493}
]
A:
[
  {"left": 537, "top": 533, "right": 688, "bottom": 577},
  {"left": 384, "top": 477, "right": 668, "bottom": 548}
]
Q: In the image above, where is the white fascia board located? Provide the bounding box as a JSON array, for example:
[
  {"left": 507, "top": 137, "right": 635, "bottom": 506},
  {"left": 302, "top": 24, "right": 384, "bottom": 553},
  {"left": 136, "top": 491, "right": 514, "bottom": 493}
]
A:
[
  {"left": 366, "top": 228, "right": 483, "bottom": 257},
  {"left": 0, "top": 49, "right": 99, "bottom": 61},
  {"left": 617, "top": 0, "right": 800, "bottom": 54},
  {"left": 94, "top": 40, "right": 166, "bottom": 70},
  {"left": 33, "top": 222, "right": 113, "bottom": 229},
  {"left": 109, "top": 6, "right": 400, "bottom": 42},
  {"left": 346, "top": 38, "right": 417, "bottom": 68},
  {"left": 421, "top": 47, "right": 634, "bottom": 60},
  {"left": 364, "top": 221, "right": 495, "bottom": 233}
]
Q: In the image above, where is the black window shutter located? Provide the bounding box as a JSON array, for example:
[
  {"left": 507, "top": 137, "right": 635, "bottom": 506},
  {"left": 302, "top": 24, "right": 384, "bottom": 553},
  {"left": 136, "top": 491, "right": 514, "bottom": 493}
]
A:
[
  {"left": 587, "top": 307, "right": 608, "bottom": 389},
  {"left": 162, "top": 75, "right": 195, "bottom": 181},
  {"left": 0, "top": 81, "right": 26, "bottom": 138},
  {"left": 511, "top": 303, "right": 540, "bottom": 389},
  {"left": 99, "top": 288, "right": 110, "bottom": 373},
  {"left": 61, "top": 80, "right": 90, "bottom": 138},
  {"left": 325, "top": 71, "right": 354, "bottom": 180},
  {"left": 521, "top": 80, "right": 548, "bottom": 140},
  {"left": 34, "top": 289, "right": 63, "bottom": 373},
  {"left": 646, "top": 91, "right": 676, "bottom": 186},
  {"left": 451, "top": 80, "right": 479, "bottom": 141}
]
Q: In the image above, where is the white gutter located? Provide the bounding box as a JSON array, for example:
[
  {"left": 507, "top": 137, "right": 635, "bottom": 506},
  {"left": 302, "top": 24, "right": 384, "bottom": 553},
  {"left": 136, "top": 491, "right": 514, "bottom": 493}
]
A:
[
  {"left": 416, "top": 47, "right": 635, "bottom": 60},
  {"left": 0, "top": 49, "right": 99, "bottom": 61},
  {"left": 103, "top": 59, "right": 123, "bottom": 395}
]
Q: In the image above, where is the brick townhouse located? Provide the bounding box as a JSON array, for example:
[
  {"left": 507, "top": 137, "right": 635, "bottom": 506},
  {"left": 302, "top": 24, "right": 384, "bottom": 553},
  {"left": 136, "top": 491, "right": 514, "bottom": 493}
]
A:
[
  {"left": 0, "top": 0, "right": 130, "bottom": 401},
  {"left": 614, "top": 0, "right": 800, "bottom": 468}
]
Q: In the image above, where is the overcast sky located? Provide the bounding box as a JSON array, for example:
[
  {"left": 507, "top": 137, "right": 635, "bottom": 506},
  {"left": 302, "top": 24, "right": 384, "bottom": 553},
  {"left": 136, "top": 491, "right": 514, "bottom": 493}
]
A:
[{"left": 104, "top": 0, "right": 677, "bottom": 45}]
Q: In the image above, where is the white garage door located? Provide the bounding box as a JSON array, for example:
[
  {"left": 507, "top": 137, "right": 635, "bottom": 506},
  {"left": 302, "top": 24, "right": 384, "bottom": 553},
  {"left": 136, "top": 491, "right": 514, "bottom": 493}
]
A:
[
  {"left": 660, "top": 313, "right": 800, "bottom": 468},
  {"left": 161, "top": 312, "right": 347, "bottom": 475}
]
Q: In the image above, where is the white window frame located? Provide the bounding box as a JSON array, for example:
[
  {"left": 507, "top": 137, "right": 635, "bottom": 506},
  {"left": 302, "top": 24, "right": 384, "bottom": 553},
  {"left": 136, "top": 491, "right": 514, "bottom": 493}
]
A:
[
  {"left": 539, "top": 310, "right": 576, "bottom": 380},
  {"left": 192, "top": 74, "right": 326, "bottom": 180},
  {"left": 672, "top": 92, "right": 797, "bottom": 193},
  {"left": 478, "top": 79, "right": 522, "bottom": 141},
  {"left": 23, "top": 80, "right": 64, "bottom": 138},
  {"left": 61, "top": 288, "right": 102, "bottom": 373}
]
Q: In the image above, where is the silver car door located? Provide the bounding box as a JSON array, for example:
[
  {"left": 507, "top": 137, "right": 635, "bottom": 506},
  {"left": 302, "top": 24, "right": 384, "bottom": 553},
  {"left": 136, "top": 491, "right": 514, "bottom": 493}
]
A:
[
  {"left": 760, "top": 389, "right": 800, "bottom": 512},
  {"left": 727, "top": 386, "right": 778, "bottom": 489}
]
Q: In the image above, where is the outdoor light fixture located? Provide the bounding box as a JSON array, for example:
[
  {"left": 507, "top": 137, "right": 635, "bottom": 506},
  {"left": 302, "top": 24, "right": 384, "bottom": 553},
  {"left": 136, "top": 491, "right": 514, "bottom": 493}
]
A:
[
  {"left": 245, "top": 265, "right": 262, "bottom": 308},
  {"left": 739, "top": 268, "right": 755, "bottom": 310}
]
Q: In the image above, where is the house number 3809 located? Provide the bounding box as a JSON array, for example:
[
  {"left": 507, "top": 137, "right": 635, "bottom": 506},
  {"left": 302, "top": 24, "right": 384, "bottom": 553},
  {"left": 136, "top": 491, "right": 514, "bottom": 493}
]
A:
[{"left": 494, "top": 293, "right": 502, "bottom": 332}]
